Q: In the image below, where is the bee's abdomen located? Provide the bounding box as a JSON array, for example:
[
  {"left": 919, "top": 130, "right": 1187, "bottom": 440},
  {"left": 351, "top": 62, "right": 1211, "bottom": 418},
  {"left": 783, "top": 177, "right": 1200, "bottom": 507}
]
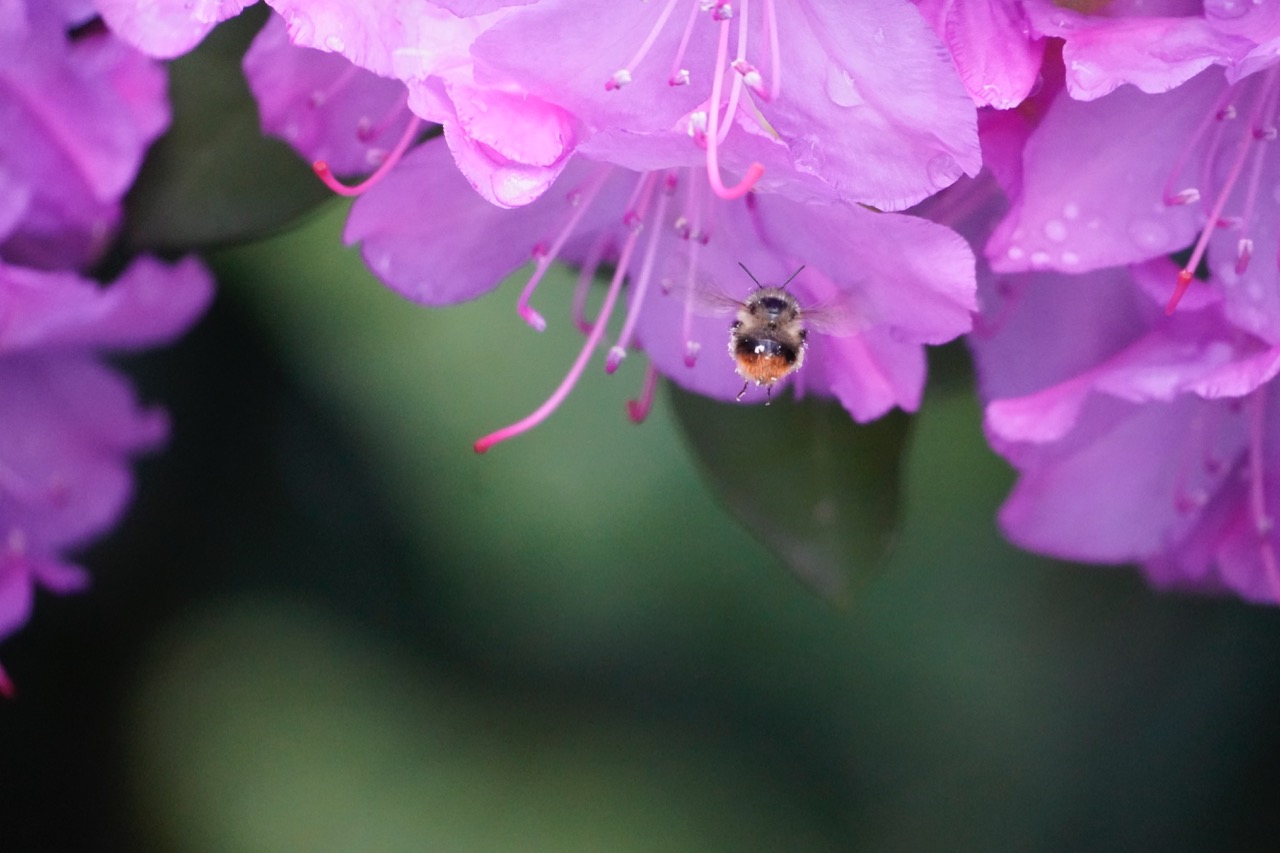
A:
[
  {"left": 731, "top": 335, "right": 803, "bottom": 386},
  {"left": 734, "top": 336, "right": 799, "bottom": 364}
]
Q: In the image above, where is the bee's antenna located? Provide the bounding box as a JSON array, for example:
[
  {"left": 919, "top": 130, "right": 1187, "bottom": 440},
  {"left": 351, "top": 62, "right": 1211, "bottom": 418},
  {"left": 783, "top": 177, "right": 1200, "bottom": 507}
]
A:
[
  {"left": 781, "top": 265, "right": 806, "bottom": 288},
  {"left": 737, "top": 262, "right": 762, "bottom": 287}
]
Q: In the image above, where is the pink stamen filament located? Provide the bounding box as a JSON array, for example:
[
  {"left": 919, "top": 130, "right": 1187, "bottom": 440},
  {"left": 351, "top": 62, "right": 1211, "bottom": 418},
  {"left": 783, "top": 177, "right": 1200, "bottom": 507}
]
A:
[
  {"left": 667, "top": 0, "right": 701, "bottom": 85},
  {"left": 474, "top": 221, "right": 646, "bottom": 454},
  {"left": 357, "top": 98, "right": 412, "bottom": 144},
  {"left": 606, "top": 0, "right": 683, "bottom": 89},
  {"left": 573, "top": 235, "right": 611, "bottom": 334},
  {"left": 679, "top": 185, "right": 707, "bottom": 365},
  {"left": 626, "top": 363, "right": 660, "bottom": 423},
  {"left": 313, "top": 115, "right": 423, "bottom": 197},
  {"left": 713, "top": 0, "right": 749, "bottom": 146},
  {"left": 309, "top": 64, "right": 360, "bottom": 108},
  {"left": 1167, "top": 101, "right": 1260, "bottom": 313},
  {"left": 763, "top": 0, "right": 781, "bottom": 101},
  {"left": 1248, "top": 388, "right": 1280, "bottom": 599},
  {"left": 1162, "top": 86, "right": 1234, "bottom": 205},
  {"left": 517, "top": 167, "right": 611, "bottom": 331},
  {"left": 704, "top": 14, "right": 764, "bottom": 199},
  {"left": 608, "top": 173, "right": 674, "bottom": 372}
]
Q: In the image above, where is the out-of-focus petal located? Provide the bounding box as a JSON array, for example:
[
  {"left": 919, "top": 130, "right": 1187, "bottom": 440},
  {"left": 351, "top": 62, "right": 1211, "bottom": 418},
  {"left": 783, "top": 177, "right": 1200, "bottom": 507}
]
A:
[{"left": 95, "top": 0, "right": 253, "bottom": 58}]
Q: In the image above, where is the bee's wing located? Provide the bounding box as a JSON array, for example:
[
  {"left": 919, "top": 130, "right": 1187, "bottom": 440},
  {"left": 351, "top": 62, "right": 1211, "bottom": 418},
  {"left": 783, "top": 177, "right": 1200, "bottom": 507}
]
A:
[
  {"left": 658, "top": 256, "right": 745, "bottom": 318},
  {"left": 799, "top": 290, "right": 874, "bottom": 338}
]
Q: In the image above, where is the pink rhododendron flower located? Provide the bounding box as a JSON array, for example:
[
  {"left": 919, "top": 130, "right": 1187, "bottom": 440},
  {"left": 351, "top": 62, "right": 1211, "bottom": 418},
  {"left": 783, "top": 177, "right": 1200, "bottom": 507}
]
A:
[
  {"left": 1, "top": 1, "right": 169, "bottom": 270},
  {"left": 345, "top": 137, "right": 976, "bottom": 451},
  {"left": 972, "top": 255, "right": 1280, "bottom": 605},
  {"left": 0, "top": 258, "right": 214, "bottom": 690}
]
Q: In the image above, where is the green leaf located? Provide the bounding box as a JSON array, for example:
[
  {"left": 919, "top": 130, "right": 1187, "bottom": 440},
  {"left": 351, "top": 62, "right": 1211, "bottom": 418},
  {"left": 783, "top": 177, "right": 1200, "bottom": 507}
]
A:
[
  {"left": 123, "top": 7, "right": 333, "bottom": 252},
  {"left": 669, "top": 386, "right": 909, "bottom": 603}
]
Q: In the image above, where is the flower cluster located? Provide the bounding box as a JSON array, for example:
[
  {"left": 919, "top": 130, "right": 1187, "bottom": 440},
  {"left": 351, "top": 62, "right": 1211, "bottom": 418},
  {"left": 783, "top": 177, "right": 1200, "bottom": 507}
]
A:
[
  {"left": 76, "top": 0, "right": 1280, "bottom": 608},
  {"left": 0, "top": 1, "right": 212, "bottom": 691}
]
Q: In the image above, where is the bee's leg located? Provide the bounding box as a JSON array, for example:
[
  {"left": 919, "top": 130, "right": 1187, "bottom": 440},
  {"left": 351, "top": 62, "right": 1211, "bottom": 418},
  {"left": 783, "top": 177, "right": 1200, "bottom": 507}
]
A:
[
  {"left": 736, "top": 381, "right": 748, "bottom": 401},
  {"left": 765, "top": 385, "right": 772, "bottom": 407}
]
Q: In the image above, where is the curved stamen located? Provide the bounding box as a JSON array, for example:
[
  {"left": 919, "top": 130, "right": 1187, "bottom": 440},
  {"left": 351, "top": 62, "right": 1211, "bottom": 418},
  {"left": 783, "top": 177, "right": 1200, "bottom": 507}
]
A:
[
  {"left": 626, "top": 363, "right": 661, "bottom": 423},
  {"left": 474, "top": 222, "right": 646, "bottom": 454},
  {"left": 608, "top": 172, "right": 675, "bottom": 372},
  {"left": 573, "top": 235, "right": 611, "bottom": 334},
  {"left": 704, "top": 15, "right": 764, "bottom": 199},
  {"left": 517, "top": 166, "right": 612, "bottom": 331},
  {"left": 313, "top": 115, "right": 423, "bottom": 197}
]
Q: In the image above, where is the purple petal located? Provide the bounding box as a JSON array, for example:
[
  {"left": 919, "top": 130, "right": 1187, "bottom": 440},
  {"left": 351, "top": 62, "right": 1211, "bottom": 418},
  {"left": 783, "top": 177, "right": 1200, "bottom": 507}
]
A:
[
  {"left": 0, "top": 256, "right": 214, "bottom": 354},
  {"left": 1023, "top": 0, "right": 1251, "bottom": 99},
  {"left": 987, "top": 72, "right": 1214, "bottom": 274},
  {"left": 96, "top": 0, "right": 253, "bottom": 58},
  {"left": 243, "top": 14, "right": 411, "bottom": 176},
  {"left": 345, "top": 139, "right": 627, "bottom": 304},
  {"left": 0, "top": 354, "right": 167, "bottom": 553},
  {"left": 0, "top": 4, "right": 170, "bottom": 268},
  {"left": 915, "top": 0, "right": 1044, "bottom": 108}
]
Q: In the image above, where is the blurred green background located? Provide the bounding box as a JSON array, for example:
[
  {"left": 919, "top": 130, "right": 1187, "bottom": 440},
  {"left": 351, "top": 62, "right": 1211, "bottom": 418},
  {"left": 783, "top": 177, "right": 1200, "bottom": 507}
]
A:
[{"left": 3, "top": 199, "right": 1280, "bottom": 851}]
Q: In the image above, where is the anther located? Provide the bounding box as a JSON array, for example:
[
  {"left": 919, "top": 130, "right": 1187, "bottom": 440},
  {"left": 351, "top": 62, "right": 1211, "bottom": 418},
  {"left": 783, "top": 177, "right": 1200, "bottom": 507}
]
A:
[
  {"left": 605, "top": 69, "right": 632, "bottom": 91},
  {"left": 1166, "top": 188, "right": 1201, "bottom": 205},
  {"left": 1237, "top": 237, "right": 1254, "bottom": 274},
  {"left": 626, "top": 364, "right": 660, "bottom": 423}
]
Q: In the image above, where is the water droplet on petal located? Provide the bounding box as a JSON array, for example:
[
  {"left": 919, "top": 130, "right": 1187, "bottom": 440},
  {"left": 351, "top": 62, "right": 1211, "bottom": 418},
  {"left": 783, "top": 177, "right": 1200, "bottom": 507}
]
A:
[
  {"left": 1043, "top": 219, "right": 1068, "bottom": 242},
  {"left": 1029, "top": 250, "right": 1051, "bottom": 268},
  {"left": 823, "top": 67, "right": 863, "bottom": 107},
  {"left": 1061, "top": 251, "right": 1080, "bottom": 265},
  {"left": 1127, "top": 218, "right": 1171, "bottom": 251},
  {"left": 1006, "top": 246, "right": 1026, "bottom": 262},
  {"left": 1063, "top": 202, "right": 1080, "bottom": 220},
  {"left": 324, "top": 34, "right": 345, "bottom": 52}
]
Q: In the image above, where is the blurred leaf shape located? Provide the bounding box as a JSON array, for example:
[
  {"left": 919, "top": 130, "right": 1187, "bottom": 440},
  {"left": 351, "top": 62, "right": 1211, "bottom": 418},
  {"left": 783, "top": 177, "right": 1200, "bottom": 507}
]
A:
[
  {"left": 670, "top": 386, "right": 909, "bottom": 603},
  {"left": 124, "top": 7, "right": 332, "bottom": 251}
]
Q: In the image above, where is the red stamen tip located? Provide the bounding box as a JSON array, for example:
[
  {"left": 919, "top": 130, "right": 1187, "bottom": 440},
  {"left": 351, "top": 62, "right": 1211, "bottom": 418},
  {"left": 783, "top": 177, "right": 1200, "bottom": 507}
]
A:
[{"left": 1166, "top": 269, "right": 1195, "bottom": 315}]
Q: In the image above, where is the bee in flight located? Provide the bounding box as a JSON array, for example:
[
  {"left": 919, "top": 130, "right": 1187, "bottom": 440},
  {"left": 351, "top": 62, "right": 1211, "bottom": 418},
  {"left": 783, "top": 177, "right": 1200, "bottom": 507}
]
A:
[
  {"left": 728, "top": 263, "right": 811, "bottom": 402},
  {"left": 663, "top": 260, "right": 862, "bottom": 403}
]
